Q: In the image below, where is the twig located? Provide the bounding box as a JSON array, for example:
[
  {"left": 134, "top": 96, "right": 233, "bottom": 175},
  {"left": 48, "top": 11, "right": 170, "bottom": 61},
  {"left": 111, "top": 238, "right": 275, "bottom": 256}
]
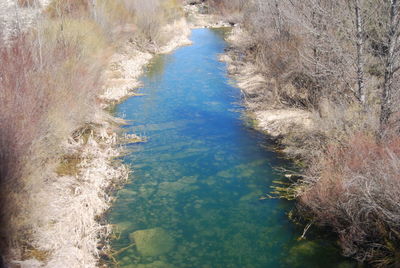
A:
[
  {"left": 112, "top": 243, "right": 136, "bottom": 257},
  {"left": 299, "top": 222, "right": 313, "bottom": 240}
]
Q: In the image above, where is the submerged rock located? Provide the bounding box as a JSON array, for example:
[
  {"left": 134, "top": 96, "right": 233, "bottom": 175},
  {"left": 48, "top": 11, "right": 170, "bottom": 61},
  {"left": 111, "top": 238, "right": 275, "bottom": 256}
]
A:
[
  {"left": 158, "top": 176, "right": 198, "bottom": 196},
  {"left": 239, "top": 190, "right": 263, "bottom": 202},
  {"left": 285, "top": 240, "right": 342, "bottom": 267},
  {"left": 285, "top": 241, "right": 318, "bottom": 266},
  {"left": 114, "top": 221, "right": 136, "bottom": 233},
  {"left": 290, "top": 241, "right": 318, "bottom": 255},
  {"left": 129, "top": 228, "right": 175, "bottom": 256}
]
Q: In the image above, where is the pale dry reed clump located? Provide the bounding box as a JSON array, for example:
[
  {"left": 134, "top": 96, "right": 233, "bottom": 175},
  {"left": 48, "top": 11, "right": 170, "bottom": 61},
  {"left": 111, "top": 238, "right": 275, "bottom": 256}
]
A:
[{"left": 14, "top": 124, "right": 129, "bottom": 268}]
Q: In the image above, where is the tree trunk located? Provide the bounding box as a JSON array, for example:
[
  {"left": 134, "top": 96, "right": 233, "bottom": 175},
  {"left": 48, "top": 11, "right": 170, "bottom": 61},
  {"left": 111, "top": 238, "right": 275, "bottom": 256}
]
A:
[
  {"left": 355, "top": 0, "right": 366, "bottom": 107},
  {"left": 380, "top": 0, "right": 399, "bottom": 133},
  {"left": 273, "top": 0, "right": 283, "bottom": 35}
]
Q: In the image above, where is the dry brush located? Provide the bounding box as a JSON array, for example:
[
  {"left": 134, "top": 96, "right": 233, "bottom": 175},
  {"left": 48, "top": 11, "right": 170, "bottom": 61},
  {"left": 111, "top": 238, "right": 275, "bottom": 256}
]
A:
[
  {"left": 0, "top": 0, "right": 186, "bottom": 265},
  {"left": 209, "top": 0, "right": 400, "bottom": 265}
]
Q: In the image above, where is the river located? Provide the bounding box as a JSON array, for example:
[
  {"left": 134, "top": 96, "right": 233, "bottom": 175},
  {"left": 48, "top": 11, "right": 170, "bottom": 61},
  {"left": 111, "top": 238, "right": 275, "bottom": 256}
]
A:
[{"left": 107, "top": 28, "right": 354, "bottom": 268}]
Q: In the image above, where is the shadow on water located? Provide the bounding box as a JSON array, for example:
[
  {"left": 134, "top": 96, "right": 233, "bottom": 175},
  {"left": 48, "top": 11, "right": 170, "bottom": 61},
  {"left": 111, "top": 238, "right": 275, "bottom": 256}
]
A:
[{"left": 107, "top": 28, "right": 356, "bottom": 268}]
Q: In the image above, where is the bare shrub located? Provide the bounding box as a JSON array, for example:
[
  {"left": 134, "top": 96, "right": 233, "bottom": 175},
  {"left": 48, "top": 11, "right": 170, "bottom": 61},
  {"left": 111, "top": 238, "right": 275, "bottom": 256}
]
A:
[
  {"left": 299, "top": 134, "right": 400, "bottom": 266},
  {"left": 0, "top": 36, "right": 42, "bottom": 186},
  {"left": 133, "top": 0, "right": 163, "bottom": 42},
  {"left": 161, "top": 0, "right": 185, "bottom": 22},
  {"left": 92, "top": 0, "right": 135, "bottom": 39},
  {"left": 208, "top": 0, "right": 246, "bottom": 14},
  {"left": 0, "top": 16, "right": 106, "bottom": 257},
  {"left": 45, "top": 0, "right": 90, "bottom": 18},
  {"left": 1, "top": 0, "right": 187, "bottom": 262},
  {"left": 219, "top": 0, "right": 400, "bottom": 264},
  {"left": 113, "top": 0, "right": 184, "bottom": 47},
  {"left": 239, "top": 1, "right": 324, "bottom": 110}
]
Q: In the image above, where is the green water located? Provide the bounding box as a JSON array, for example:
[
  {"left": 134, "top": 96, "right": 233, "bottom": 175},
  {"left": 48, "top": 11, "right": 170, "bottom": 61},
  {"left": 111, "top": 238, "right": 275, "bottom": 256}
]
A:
[{"left": 108, "top": 28, "right": 354, "bottom": 268}]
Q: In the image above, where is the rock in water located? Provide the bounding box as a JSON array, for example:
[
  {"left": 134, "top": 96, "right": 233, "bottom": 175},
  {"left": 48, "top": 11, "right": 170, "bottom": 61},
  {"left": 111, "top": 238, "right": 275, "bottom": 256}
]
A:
[{"left": 129, "top": 228, "right": 175, "bottom": 256}]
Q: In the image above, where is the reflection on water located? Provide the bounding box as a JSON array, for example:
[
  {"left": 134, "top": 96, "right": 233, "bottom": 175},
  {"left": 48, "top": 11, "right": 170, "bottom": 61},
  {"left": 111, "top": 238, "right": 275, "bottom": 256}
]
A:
[{"left": 108, "top": 29, "right": 354, "bottom": 268}]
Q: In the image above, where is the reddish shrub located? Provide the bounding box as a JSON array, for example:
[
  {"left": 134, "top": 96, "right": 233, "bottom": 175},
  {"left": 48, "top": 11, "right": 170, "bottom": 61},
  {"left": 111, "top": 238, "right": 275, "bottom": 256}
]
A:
[
  {"left": 0, "top": 28, "right": 103, "bottom": 251},
  {"left": 0, "top": 36, "right": 44, "bottom": 184},
  {"left": 300, "top": 134, "right": 400, "bottom": 266}
]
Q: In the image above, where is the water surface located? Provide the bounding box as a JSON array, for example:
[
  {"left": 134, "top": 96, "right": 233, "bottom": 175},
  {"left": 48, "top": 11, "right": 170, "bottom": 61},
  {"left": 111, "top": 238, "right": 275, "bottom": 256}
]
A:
[{"left": 108, "top": 28, "right": 353, "bottom": 268}]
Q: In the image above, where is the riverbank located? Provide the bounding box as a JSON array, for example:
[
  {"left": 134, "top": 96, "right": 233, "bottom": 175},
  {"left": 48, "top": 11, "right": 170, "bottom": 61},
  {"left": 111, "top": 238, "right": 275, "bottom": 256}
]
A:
[
  {"left": 0, "top": 1, "right": 191, "bottom": 266},
  {"left": 100, "top": 18, "right": 192, "bottom": 105},
  {"left": 35, "top": 24, "right": 191, "bottom": 268},
  {"left": 184, "top": 2, "right": 314, "bottom": 141},
  {"left": 206, "top": 1, "right": 400, "bottom": 265},
  {"left": 219, "top": 37, "right": 315, "bottom": 140},
  {"left": 107, "top": 25, "right": 353, "bottom": 268}
]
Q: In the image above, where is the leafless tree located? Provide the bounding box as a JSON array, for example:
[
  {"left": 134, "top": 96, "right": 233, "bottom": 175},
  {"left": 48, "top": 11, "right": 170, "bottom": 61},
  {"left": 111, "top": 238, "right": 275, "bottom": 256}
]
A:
[
  {"left": 218, "top": 0, "right": 400, "bottom": 264},
  {"left": 380, "top": 0, "right": 400, "bottom": 132},
  {"left": 353, "top": 0, "right": 366, "bottom": 106}
]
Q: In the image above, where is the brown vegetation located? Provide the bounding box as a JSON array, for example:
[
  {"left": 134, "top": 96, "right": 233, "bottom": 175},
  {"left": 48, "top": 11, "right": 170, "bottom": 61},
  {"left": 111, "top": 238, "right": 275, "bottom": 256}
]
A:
[
  {"left": 207, "top": 0, "right": 245, "bottom": 14},
  {"left": 45, "top": 0, "right": 90, "bottom": 18},
  {"left": 300, "top": 134, "right": 400, "bottom": 266},
  {"left": 0, "top": 0, "right": 185, "bottom": 265},
  {"left": 0, "top": 15, "right": 105, "bottom": 264},
  {"left": 208, "top": 0, "right": 400, "bottom": 265}
]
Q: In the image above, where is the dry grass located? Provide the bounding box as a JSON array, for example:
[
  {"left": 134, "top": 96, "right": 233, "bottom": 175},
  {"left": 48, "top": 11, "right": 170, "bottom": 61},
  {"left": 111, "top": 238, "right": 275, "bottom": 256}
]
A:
[
  {"left": 45, "top": 0, "right": 89, "bottom": 18},
  {"left": 208, "top": 0, "right": 246, "bottom": 15},
  {"left": 56, "top": 155, "right": 82, "bottom": 176},
  {"left": 28, "top": 127, "right": 129, "bottom": 267},
  {"left": 215, "top": 0, "right": 400, "bottom": 265},
  {"left": 0, "top": 0, "right": 187, "bottom": 265},
  {"left": 130, "top": 0, "right": 184, "bottom": 46},
  {"left": 0, "top": 18, "right": 106, "bottom": 258}
]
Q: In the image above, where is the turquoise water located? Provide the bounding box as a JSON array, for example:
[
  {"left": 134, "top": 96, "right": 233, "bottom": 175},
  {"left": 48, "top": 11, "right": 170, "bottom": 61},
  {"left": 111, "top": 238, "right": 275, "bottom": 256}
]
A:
[{"left": 108, "top": 29, "right": 354, "bottom": 268}]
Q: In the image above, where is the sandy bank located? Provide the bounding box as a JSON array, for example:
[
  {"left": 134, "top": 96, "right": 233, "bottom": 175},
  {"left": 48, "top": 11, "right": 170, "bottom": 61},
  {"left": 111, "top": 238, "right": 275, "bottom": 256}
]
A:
[
  {"left": 182, "top": 2, "right": 313, "bottom": 139},
  {"left": 100, "top": 18, "right": 192, "bottom": 104},
  {"left": 220, "top": 27, "right": 315, "bottom": 139}
]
